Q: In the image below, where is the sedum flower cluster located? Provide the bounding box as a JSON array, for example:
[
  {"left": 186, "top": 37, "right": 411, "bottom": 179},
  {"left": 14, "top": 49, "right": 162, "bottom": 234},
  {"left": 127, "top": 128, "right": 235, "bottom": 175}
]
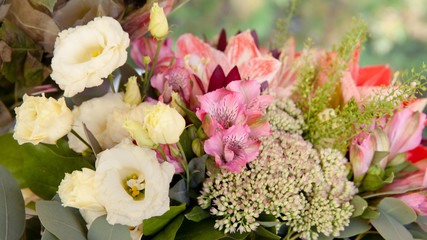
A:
[{"left": 198, "top": 97, "right": 357, "bottom": 239}]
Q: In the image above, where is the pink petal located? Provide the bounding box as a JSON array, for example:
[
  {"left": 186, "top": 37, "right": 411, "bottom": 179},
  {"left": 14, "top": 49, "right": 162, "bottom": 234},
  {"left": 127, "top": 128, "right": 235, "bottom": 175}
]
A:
[
  {"left": 238, "top": 58, "right": 281, "bottom": 83},
  {"left": 393, "top": 193, "right": 427, "bottom": 215},
  {"left": 349, "top": 135, "right": 376, "bottom": 182},
  {"left": 341, "top": 71, "right": 360, "bottom": 104},
  {"left": 225, "top": 30, "right": 261, "bottom": 67},
  {"left": 227, "top": 80, "right": 261, "bottom": 106}
]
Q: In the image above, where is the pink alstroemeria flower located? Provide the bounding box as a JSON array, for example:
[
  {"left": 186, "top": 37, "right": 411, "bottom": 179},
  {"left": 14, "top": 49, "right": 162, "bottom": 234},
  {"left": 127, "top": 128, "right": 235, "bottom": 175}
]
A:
[
  {"left": 204, "top": 125, "right": 260, "bottom": 173},
  {"left": 350, "top": 134, "right": 376, "bottom": 183},
  {"left": 176, "top": 30, "right": 281, "bottom": 99},
  {"left": 130, "top": 37, "right": 175, "bottom": 74},
  {"left": 151, "top": 59, "right": 192, "bottom": 103},
  {"left": 384, "top": 108, "right": 426, "bottom": 162},
  {"left": 381, "top": 159, "right": 427, "bottom": 192}
]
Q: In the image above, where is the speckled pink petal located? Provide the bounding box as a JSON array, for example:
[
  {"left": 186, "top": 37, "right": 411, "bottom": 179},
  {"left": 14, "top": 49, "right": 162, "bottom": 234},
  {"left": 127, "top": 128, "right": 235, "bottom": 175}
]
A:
[
  {"left": 238, "top": 58, "right": 281, "bottom": 83},
  {"left": 225, "top": 30, "right": 261, "bottom": 67}
]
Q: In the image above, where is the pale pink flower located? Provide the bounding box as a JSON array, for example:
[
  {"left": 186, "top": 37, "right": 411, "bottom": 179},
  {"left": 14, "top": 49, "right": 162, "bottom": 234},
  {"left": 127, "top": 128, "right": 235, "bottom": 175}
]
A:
[
  {"left": 350, "top": 134, "right": 376, "bottom": 183},
  {"left": 381, "top": 159, "right": 427, "bottom": 192},
  {"left": 393, "top": 193, "right": 427, "bottom": 215},
  {"left": 130, "top": 37, "right": 175, "bottom": 74},
  {"left": 204, "top": 125, "right": 260, "bottom": 173},
  {"left": 151, "top": 58, "right": 192, "bottom": 103}
]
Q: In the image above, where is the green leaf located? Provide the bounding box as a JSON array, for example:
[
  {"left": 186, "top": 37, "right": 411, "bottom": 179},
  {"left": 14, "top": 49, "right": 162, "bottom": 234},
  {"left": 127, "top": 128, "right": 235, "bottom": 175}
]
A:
[
  {"left": 175, "top": 101, "right": 202, "bottom": 128},
  {"left": 254, "top": 226, "right": 281, "bottom": 240},
  {"left": 406, "top": 223, "right": 427, "bottom": 239},
  {"left": 41, "top": 230, "right": 60, "bottom": 240},
  {"left": 371, "top": 209, "right": 413, "bottom": 240},
  {"left": 372, "top": 151, "right": 390, "bottom": 166},
  {"left": 0, "top": 165, "right": 26, "bottom": 240},
  {"left": 351, "top": 195, "right": 368, "bottom": 217},
  {"left": 118, "top": 63, "right": 141, "bottom": 92},
  {"left": 175, "top": 219, "right": 226, "bottom": 240},
  {"left": 179, "top": 127, "right": 196, "bottom": 161},
  {"left": 169, "top": 179, "right": 190, "bottom": 205},
  {"left": 377, "top": 197, "right": 417, "bottom": 225},
  {"left": 188, "top": 155, "right": 208, "bottom": 188},
  {"left": 337, "top": 217, "right": 371, "bottom": 238},
  {"left": 360, "top": 207, "right": 380, "bottom": 220},
  {"left": 152, "top": 214, "right": 185, "bottom": 240},
  {"left": 185, "top": 206, "right": 211, "bottom": 222},
  {"left": 0, "top": 20, "right": 45, "bottom": 87},
  {"left": 22, "top": 141, "right": 94, "bottom": 199},
  {"left": 417, "top": 216, "right": 427, "bottom": 232},
  {"left": 317, "top": 233, "right": 333, "bottom": 240},
  {"left": 88, "top": 215, "right": 131, "bottom": 240},
  {"left": 36, "top": 200, "right": 87, "bottom": 240},
  {"left": 30, "top": 0, "right": 57, "bottom": 13},
  {"left": 143, "top": 203, "right": 186, "bottom": 236},
  {"left": 0, "top": 134, "right": 26, "bottom": 187}
]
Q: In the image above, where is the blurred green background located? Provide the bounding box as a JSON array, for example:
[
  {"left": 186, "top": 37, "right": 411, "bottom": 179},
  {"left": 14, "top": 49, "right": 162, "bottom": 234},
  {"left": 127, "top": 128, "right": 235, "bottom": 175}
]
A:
[{"left": 167, "top": 0, "right": 427, "bottom": 72}]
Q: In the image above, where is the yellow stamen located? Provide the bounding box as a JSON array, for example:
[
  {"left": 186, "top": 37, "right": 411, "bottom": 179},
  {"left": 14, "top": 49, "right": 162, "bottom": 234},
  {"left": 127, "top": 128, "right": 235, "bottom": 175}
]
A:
[
  {"left": 133, "top": 175, "right": 137, "bottom": 180},
  {"left": 92, "top": 51, "right": 100, "bottom": 58},
  {"left": 131, "top": 190, "right": 140, "bottom": 197}
]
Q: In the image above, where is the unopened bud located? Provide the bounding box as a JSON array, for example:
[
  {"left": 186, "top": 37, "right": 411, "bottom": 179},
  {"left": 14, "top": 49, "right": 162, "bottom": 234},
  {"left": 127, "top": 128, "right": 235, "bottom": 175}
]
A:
[
  {"left": 124, "top": 76, "right": 142, "bottom": 105},
  {"left": 169, "top": 145, "right": 180, "bottom": 158},
  {"left": 148, "top": 3, "right": 168, "bottom": 40},
  {"left": 143, "top": 56, "right": 151, "bottom": 65},
  {"left": 192, "top": 138, "right": 204, "bottom": 157},
  {"left": 171, "top": 92, "right": 186, "bottom": 116},
  {"left": 123, "top": 118, "right": 155, "bottom": 148}
]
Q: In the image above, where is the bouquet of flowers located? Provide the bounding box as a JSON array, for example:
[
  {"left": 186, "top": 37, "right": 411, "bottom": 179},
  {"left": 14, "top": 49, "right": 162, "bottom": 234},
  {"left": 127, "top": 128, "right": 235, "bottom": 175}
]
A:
[{"left": 1, "top": 1, "right": 426, "bottom": 240}]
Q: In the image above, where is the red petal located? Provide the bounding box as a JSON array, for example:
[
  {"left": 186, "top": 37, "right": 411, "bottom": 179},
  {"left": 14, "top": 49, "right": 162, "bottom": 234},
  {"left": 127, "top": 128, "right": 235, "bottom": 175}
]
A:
[
  {"left": 217, "top": 29, "right": 227, "bottom": 52},
  {"left": 207, "top": 65, "right": 226, "bottom": 92},
  {"left": 407, "top": 144, "right": 427, "bottom": 163},
  {"left": 225, "top": 30, "right": 261, "bottom": 66},
  {"left": 224, "top": 66, "right": 241, "bottom": 86},
  {"left": 356, "top": 65, "right": 392, "bottom": 86}
]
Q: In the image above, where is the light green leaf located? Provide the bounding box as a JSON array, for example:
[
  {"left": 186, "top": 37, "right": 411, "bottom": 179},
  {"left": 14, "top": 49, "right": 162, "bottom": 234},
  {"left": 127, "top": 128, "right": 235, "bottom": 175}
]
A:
[
  {"left": 377, "top": 197, "right": 417, "bottom": 225},
  {"left": 337, "top": 217, "right": 371, "bottom": 238},
  {"left": 360, "top": 207, "right": 380, "bottom": 220},
  {"left": 351, "top": 195, "right": 368, "bottom": 217},
  {"left": 416, "top": 216, "right": 427, "bottom": 232},
  {"left": 406, "top": 222, "right": 427, "bottom": 239},
  {"left": 152, "top": 214, "right": 185, "bottom": 240},
  {"left": 254, "top": 226, "right": 281, "bottom": 240},
  {"left": 0, "top": 134, "right": 26, "bottom": 187},
  {"left": 143, "top": 203, "right": 186, "bottom": 236},
  {"left": 41, "top": 230, "right": 60, "bottom": 240},
  {"left": 30, "top": 0, "right": 57, "bottom": 13},
  {"left": 88, "top": 215, "right": 131, "bottom": 240},
  {"left": 371, "top": 209, "right": 413, "bottom": 240},
  {"left": 0, "top": 165, "right": 25, "bottom": 240},
  {"left": 36, "top": 200, "right": 87, "bottom": 240},
  {"left": 22, "top": 141, "right": 94, "bottom": 199},
  {"left": 185, "top": 206, "right": 211, "bottom": 222}
]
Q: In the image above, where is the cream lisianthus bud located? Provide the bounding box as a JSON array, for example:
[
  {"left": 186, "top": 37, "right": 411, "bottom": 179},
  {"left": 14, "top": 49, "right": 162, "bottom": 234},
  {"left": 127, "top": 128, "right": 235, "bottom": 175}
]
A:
[
  {"left": 123, "top": 118, "right": 156, "bottom": 148},
  {"left": 144, "top": 102, "right": 185, "bottom": 144},
  {"left": 13, "top": 94, "right": 73, "bottom": 145},
  {"left": 124, "top": 76, "right": 142, "bottom": 105},
  {"left": 148, "top": 3, "right": 168, "bottom": 40},
  {"left": 171, "top": 91, "right": 186, "bottom": 116}
]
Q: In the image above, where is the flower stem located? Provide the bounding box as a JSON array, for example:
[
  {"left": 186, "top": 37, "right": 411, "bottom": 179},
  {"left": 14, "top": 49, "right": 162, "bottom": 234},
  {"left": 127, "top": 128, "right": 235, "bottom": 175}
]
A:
[
  {"left": 156, "top": 145, "right": 168, "bottom": 162},
  {"left": 70, "top": 129, "right": 92, "bottom": 150},
  {"left": 177, "top": 142, "right": 191, "bottom": 191},
  {"left": 109, "top": 74, "right": 116, "bottom": 93},
  {"left": 144, "top": 40, "right": 162, "bottom": 96}
]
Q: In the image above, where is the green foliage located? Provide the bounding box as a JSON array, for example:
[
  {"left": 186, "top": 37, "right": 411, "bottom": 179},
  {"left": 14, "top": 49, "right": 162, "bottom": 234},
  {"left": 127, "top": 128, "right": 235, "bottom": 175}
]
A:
[
  {"left": 0, "top": 165, "right": 26, "bottom": 240},
  {"left": 0, "top": 134, "right": 27, "bottom": 188},
  {"left": 152, "top": 214, "right": 185, "bottom": 240},
  {"left": 273, "top": 0, "right": 298, "bottom": 48},
  {"left": 185, "top": 206, "right": 211, "bottom": 222},
  {"left": 88, "top": 215, "right": 132, "bottom": 240},
  {"left": 30, "top": 0, "right": 57, "bottom": 13},
  {"left": 337, "top": 217, "right": 371, "bottom": 238},
  {"left": 143, "top": 203, "right": 186, "bottom": 236}
]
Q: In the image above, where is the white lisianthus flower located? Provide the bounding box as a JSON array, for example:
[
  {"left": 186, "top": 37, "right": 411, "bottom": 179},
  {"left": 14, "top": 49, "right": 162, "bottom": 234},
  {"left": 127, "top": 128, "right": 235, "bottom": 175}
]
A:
[
  {"left": 94, "top": 141, "right": 175, "bottom": 226},
  {"left": 13, "top": 94, "right": 73, "bottom": 145},
  {"left": 143, "top": 102, "right": 186, "bottom": 144},
  {"left": 67, "top": 92, "right": 128, "bottom": 152},
  {"left": 51, "top": 16, "right": 130, "bottom": 97},
  {"left": 57, "top": 168, "right": 104, "bottom": 212}
]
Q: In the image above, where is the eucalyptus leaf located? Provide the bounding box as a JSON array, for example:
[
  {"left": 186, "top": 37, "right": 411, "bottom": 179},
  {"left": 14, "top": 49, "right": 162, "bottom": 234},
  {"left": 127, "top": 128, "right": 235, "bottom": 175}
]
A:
[
  {"left": 406, "top": 222, "right": 427, "bottom": 239},
  {"left": 22, "top": 141, "right": 93, "bottom": 199},
  {"left": 337, "top": 217, "right": 371, "bottom": 238},
  {"left": 351, "top": 195, "right": 368, "bottom": 217},
  {"left": 36, "top": 201, "right": 87, "bottom": 240},
  {"left": 152, "top": 214, "right": 185, "bottom": 240},
  {"left": 188, "top": 155, "right": 208, "bottom": 188},
  {"left": 41, "top": 230, "right": 60, "bottom": 240},
  {"left": 88, "top": 215, "right": 132, "bottom": 240},
  {"left": 0, "top": 165, "right": 26, "bottom": 240},
  {"left": 371, "top": 209, "right": 413, "bottom": 240},
  {"left": 360, "top": 207, "right": 380, "bottom": 220},
  {"left": 30, "top": 0, "right": 57, "bottom": 13},
  {"left": 0, "top": 133, "right": 27, "bottom": 187},
  {"left": 169, "top": 179, "right": 190, "bottom": 205},
  {"left": 417, "top": 216, "right": 427, "bottom": 232},
  {"left": 317, "top": 233, "right": 333, "bottom": 240},
  {"left": 377, "top": 197, "right": 417, "bottom": 225},
  {"left": 143, "top": 203, "right": 186, "bottom": 236},
  {"left": 185, "top": 206, "right": 211, "bottom": 222}
]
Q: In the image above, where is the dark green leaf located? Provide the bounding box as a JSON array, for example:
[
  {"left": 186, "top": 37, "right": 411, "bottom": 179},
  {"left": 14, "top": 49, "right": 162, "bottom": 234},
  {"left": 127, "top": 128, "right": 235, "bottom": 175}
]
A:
[
  {"left": 36, "top": 200, "right": 87, "bottom": 240},
  {"left": 118, "top": 63, "right": 141, "bottom": 92},
  {"left": 152, "top": 214, "right": 185, "bottom": 240},
  {"left": 88, "top": 215, "right": 132, "bottom": 240},
  {"left": 0, "top": 165, "right": 25, "bottom": 240},
  {"left": 41, "top": 230, "right": 60, "bottom": 240},
  {"left": 174, "top": 100, "right": 202, "bottom": 128},
  {"left": 317, "top": 233, "right": 333, "bottom": 240},
  {"left": 337, "top": 217, "right": 371, "bottom": 238},
  {"left": 22, "top": 141, "right": 94, "bottom": 199},
  {"left": 83, "top": 123, "right": 103, "bottom": 155},
  {"left": 371, "top": 209, "right": 413, "bottom": 240},
  {"left": 179, "top": 127, "right": 196, "bottom": 161},
  {"left": 360, "top": 208, "right": 380, "bottom": 220},
  {"left": 169, "top": 179, "right": 190, "bottom": 205},
  {"left": 188, "top": 155, "right": 208, "bottom": 188},
  {"left": 185, "top": 206, "right": 211, "bottom": 222},
  {"left": 30, "top": 0, "right": 57, "bottom": 13},
  {"left": 0, "top": 134, "right": 26, "bottom": 187},
  {"left": 416, "top": 216, "right": 427, "bottom": 232},
  {"left": 254, "top": 226, "right": 281, "bottom": 240},
  {"left": 143, "top": 203, "right": 186, "bottom": 236},
  {"left": 377, "top": 197, "right": 417, "bottom": 225},
  {"left": 175, "top": 219, "right": 226, "bottom": 240},
  {"left": 406, "top": 223, "right": 427, "bottom": 239},
  {"left": 351, "top": 195, "right": 368, "bottom": 217}
]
